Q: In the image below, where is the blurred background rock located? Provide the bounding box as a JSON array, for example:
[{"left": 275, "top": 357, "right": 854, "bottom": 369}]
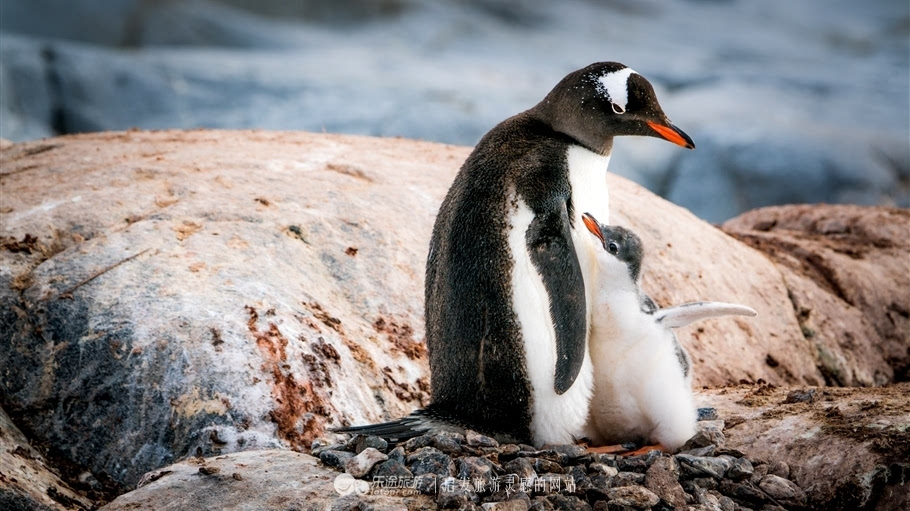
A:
[{"left": 1, "top": 0, "right": 907, "bottom": 221}]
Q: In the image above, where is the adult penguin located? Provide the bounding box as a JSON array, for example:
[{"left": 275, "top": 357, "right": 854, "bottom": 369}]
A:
[{"left": 335, "top": 62, "right": 694, "bottom": 446}]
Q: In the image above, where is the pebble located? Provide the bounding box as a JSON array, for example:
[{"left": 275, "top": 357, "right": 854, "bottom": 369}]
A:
[
  {"left": 533, "top": 457, "right": 566, "bottom": 475},
  {"left": 605, "top": 486, "right": 659, "bottom": 508},
  {"left": 759, "top": 474, "right": 806, "bottom": 504},
  {"left": 467, "top": 429, "right": 500, "bottom": 448},
  {"left": 372, "top": 458, "right": 412, "bottom": 479},
  {"left": 387, "top": 445, "right": 406, "bottom": 464},
  {"left": 680, "top": 444, "right": 717, "bottom": 457},
  {"left": 697, "top": 407, "right": 719, "bottom": 421},
  {"left": 407, "top": 446, "right": 454, "bottom": 478},
  {"left": 767, "top": 460, "right": 790, "bottom": 479},
  {"left": 644, "top": 457, "right": 687, "bottom": 508},
  {"left": 318, "top": 411, "right": 806, "bottom": 510},
  {"left": 344, "top": 447, "right": 388, "bottom": 478},
  {"left": 319, "top": 449, "right": 353, "bottom": 469},
  {"left": 727, "top": 457, "right": 754, "bottom": 481},
  {"left": 503, "top": 458, "right": 538, "bottom": 481},
  {"left": 458, "top": 456, "right": 497, "bottom": 490},
  {"left": 437, "top": 476, "right": 480, "bottom": 508},
  {"left": 588, "top": 463, "right": 618, "bottom": 477},
  {"left": 612, "top": 471, "right": 645, "bottom": 487},
  {"left": 675, "top": 454, "right": 732, "bottom": 480},
  {"left": 352, "top": 434, "right": 388, "bottom": 454}
]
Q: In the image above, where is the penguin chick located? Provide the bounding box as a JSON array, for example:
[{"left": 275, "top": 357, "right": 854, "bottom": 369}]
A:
[{"left": 579, "top": 213, "right": 756, "bottom": 452}]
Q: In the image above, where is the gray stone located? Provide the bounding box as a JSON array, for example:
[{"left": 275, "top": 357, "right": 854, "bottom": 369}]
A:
[
  {"left": 371, "top": 459, "right": 412, "bottom": 479},
  {"left": 682, "top": 420, "right": 727, "bottom": 450},
  {"left": 437, "top": 476, "right": 479, "bottom": 508},
  {"left": 605, "top": 486, "right": 660, "bottom": 508},
  {"left": 675, "top": 454, "right": 732, "bottom": 480},
  {"left": 726, "top": 457, "right": 754, "bottom": 481},
  {"left": 353, "top": 435, "right": 388, "bottom": 454},
  {"left": 344, "top": 447, "right": 388, "bottom": 478},
  {"left": 681, "top": 445, "right": 717, "bottom": 457},
  {"left": 407, "top": 447, "right": 455, "bottom": 478},
  {"left": 466, "top": 430, "right": 500, "bottom": 448},
  {"left": 545, "top": 444, "right": 588, "bottom": 464},
  {"left": 433, "top": 434, "right": 464, "bottom": 455},
  {"left": 518, "top": 450, "right": 570, "bottom": 465},
  {"left": 693, "top": 486, "right": 724, "bottom": 511},
  {"left": 749, "top": 464, "right": 769, "bottom": 484},
  {"left": 457, "top": 456, "right": 496, "bottom": 492},
  {"left": 499, "top": 444, "right": 521, "bottom": 459},
  {"left": 503, "top": 458, "right": 538, "bottom": 482},
  {"left": 404, "top": 435, "right": 435, "bottom": 452},
  {"left": 612, "top": 472, "right": 646, "bottom": 487},
  {"left": 387, "top": 446, "right": 406, "bottom": 464},
  {"left": 414, "top": 473, "right": 438, "bottom": 495},
  {"left": 588, "top": 463, "right": 619, "bottom": 478},
  {"left": 697, "top": 407, "right": 719, "bottom": 421},
  {"left": 319, "top": 449, "right": 354, "bottom": 469},
  {"left": 644, "top": 457, "right": 687, "bottom": 509},
  {"left": 529, "top": 496, "right": 555, "bottom": 511},
  {"left": 767, "top": 461, "right": 790, "bottom": 479},
  {"left": 758, "top": 474, "right": 806, "bottom": 505},
  {"left": 717, "top": 480, "right": 767, "bottom": 504},
  {"left": 717, "top": 494, "right": 736, "bottom": 511},
  {"left": 532, "top": 458, "right": 565, "bottom": 475}
]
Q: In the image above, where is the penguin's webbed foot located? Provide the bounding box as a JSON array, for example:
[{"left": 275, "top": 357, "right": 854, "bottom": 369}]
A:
[
  {"left": 584, "top": 444, "right": 630, "bottom": 454},
  {"left": 621, "top": 443, "right": 667, "bottom": 457}
]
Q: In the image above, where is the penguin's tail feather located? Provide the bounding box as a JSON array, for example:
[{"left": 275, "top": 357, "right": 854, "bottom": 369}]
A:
[
  {"left": 331, "top": 406, "right": 466, "bottom": 443},
  {"left": 655, "top": 301, "right": 757, "bottom": 329}
]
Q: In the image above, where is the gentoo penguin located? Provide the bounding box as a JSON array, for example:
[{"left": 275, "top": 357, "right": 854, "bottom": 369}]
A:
[
  {"left": 579, "top": 213, "right": 756, "bottom": 453},
  {"left": 334, "top": 62, "right": 694, "bottom": 446}
]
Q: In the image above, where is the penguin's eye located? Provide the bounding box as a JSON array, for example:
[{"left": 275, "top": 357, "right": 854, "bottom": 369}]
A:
[
  {"left": 611, "top": 103, "right": 625, "bottom": 115},
  {"left": 608, "top": 242, "right": 619, "bottom": 254}
]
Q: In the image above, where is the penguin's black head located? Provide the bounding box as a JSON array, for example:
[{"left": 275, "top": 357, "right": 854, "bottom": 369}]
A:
[
  {"left": 582, "top": 212, "right": 644, "bottom": 282},
  {"left": 531, "top": 62, "right": 694, "bottom": 155}
]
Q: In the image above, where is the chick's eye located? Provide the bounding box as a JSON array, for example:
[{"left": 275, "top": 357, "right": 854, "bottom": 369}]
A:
[{"left": 608, "top": 242, "right": 619, "bottom": 254}]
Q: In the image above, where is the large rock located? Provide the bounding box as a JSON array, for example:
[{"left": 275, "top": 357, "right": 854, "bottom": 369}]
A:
[
  {"left": 98, "top": 449, "right": 435, "bottom": 510},
  {"left": 698, "top": 383, "right": 910, "bottom": 510},
  {"left": 0, "top": 406, "right": 95, "bottom": 511},
  {"left": 723, "top": 205, "right": 910, "bottom": 384},
  {"left": 1, "top": 130, "right": 906, "bottom": 491}
]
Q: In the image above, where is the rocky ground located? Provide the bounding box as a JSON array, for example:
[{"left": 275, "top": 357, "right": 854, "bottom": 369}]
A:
[
  {"left": 95, "top": 383, "right": 910, "bottom": 510},
  {"left": 1, "top": 131, "right": 908, "bottom": 509}
]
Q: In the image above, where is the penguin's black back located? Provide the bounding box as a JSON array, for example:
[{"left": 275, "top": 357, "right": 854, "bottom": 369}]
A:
[{"left": 425, "top": 112, "right": 579, "bottom": 443}]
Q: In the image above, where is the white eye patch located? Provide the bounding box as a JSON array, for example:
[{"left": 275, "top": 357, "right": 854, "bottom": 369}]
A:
[{"left": 595, "top": 67, "right": 637, "bottom": 113}]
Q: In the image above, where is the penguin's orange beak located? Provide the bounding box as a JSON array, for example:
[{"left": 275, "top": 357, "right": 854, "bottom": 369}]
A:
[
  {"left": 582, "top": 213, "right": 604, "bottom": 244},
  {"left": 647, "top": 122, "right": 695, "bottom": 149}
]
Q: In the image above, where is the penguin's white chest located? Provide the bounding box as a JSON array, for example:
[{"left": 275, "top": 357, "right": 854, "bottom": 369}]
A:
[
  {"left": 505, "top": 146, "right": 611, "bottom": 447},
  {"left": 566, "top": 145, "right": 612, "bottom": 322}
]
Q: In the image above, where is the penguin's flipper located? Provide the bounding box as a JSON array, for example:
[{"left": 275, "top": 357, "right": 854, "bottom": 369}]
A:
[
  {"left": 526, "top": 204, "right": 587, "bottom": 395},
  {"left": 655, "top": 301, "right": 757, "bottom": 329}
]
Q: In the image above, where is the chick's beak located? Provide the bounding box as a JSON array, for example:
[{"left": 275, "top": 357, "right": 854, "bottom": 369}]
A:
[
  {"left": 647, "top": 122, "right": 695, "bottom": 149},
  {"left": 581, "top": 213, "right": 605, "bottom": 244}
]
